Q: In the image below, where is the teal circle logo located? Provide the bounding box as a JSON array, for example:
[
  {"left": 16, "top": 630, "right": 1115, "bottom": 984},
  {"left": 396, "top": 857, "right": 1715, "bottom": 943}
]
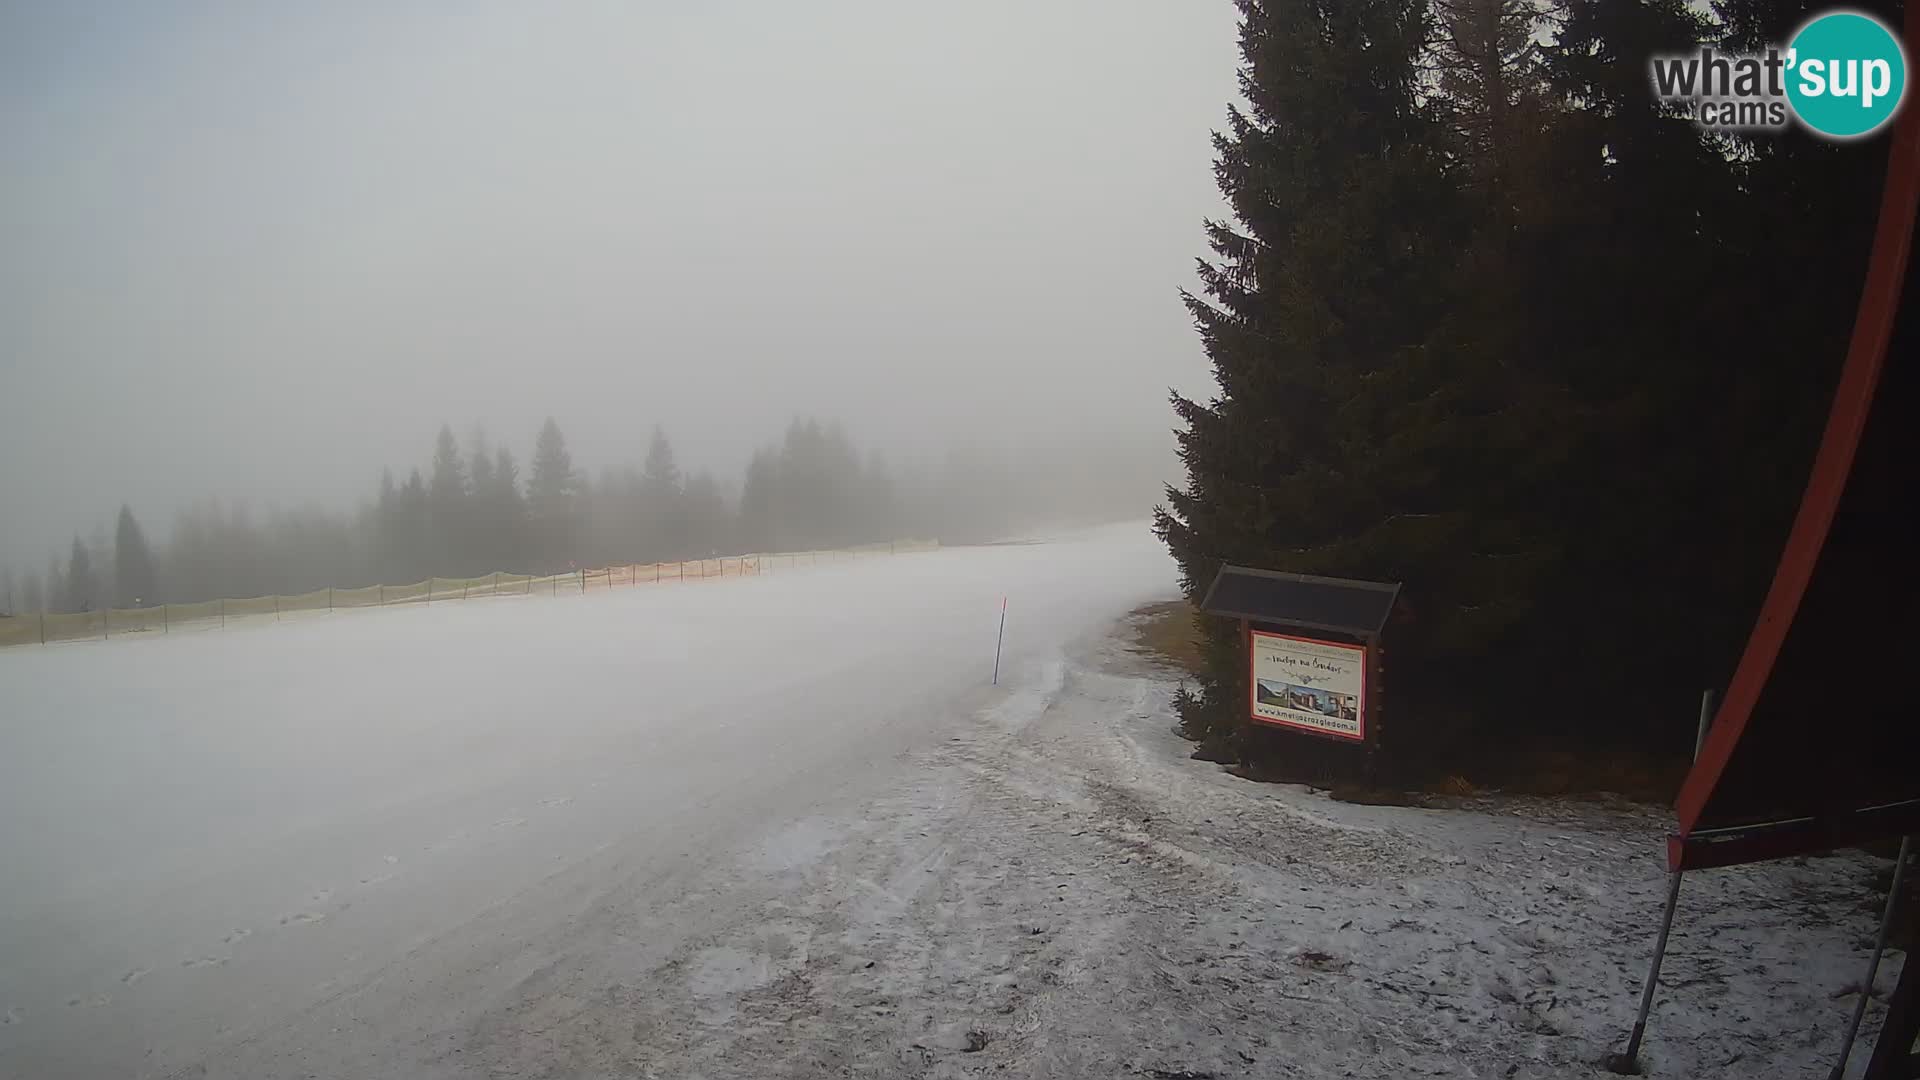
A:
[{"left": 1786, "top": 10, "right": 1908, "bottom": 139}]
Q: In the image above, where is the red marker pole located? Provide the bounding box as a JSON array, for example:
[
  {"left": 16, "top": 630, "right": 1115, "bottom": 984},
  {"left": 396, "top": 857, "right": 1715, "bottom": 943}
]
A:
[{"left": 992, "top": 597, "right": 1007, "bottom": 685}]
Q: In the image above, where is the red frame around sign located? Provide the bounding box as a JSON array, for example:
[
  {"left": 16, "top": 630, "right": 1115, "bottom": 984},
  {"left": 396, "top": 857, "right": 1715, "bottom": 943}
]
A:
[{"left": 1247, "top": 628, "right": 1369, "bottom": 743}]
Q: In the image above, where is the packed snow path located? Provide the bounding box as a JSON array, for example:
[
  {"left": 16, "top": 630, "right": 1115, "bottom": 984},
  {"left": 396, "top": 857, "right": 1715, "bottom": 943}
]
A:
[{"left": 0, "top": 526, "right": 1901, "bottom": 1078}]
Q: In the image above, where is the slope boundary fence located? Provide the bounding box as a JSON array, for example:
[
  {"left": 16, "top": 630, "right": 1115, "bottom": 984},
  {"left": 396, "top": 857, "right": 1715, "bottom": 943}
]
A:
[{"left": 0, "top": 539, "right": 939, "bottom": 649}]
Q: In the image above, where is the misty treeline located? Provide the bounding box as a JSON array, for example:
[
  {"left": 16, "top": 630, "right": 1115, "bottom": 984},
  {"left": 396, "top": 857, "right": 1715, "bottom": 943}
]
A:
[
  {"left": 1158, "top": 0, "right": 1893, "bottom": 778},
  {"left": 3, "top": 416, "right": 1163, "bottom": 614}
]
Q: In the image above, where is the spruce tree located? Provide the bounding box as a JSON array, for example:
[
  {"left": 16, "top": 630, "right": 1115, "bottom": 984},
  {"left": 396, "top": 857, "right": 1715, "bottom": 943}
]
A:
[
  {"left": 529, "top": 418, "right": 579, "bottom": 568},
  {"left": 1432, "top": 0, "right": 1544, "bottom": 198},
  {"left": 1155, "top": 0, "right": 1462, "bottom": 774},
  {"left": 490, "top": 445, "right": 529, "bottom": 569},
  {"left": 429, "top": 425, "right": 468, "bottom": 503},
  {"left": 428, "top": 425, "right": 470, "bottom": 572},
  {"left": 467, "top": 431, "right": 498, "bottom": 571},
  {"left": 1492, "top": 0, "right": 1859, "bottom": 752},
  {"left": 641, "top": 426, "right": 682, "bottom": 496},
  {"left": 641, "top": 426, "right": 683, "bottom": 558},
  {"left": 113, "top": 505, "right": 158, "bottom": 608},
  {"left": 493, "top": 446, "right": 521, "bottom": 499},
  {"left": 468, "top": 431, "right": 496, "bottom": 508},
  {"left": 400, "top": 469, "right": 430, "bottom": 581},
  {"left": 65, "top": 536, "right": 97, "bottom": 613}
]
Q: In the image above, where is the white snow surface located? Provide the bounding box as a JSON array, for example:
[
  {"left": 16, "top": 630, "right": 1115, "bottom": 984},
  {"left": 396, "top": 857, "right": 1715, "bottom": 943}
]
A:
[{"left": 0, "top": 524, "right": 1904, "bottom": 1079}]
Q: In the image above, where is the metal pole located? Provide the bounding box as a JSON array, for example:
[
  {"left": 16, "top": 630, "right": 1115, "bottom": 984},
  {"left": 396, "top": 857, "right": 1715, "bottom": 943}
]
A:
[
  {"left": 1608, "top": 688, "right": 1718, "bottom": 1076},
  {"left": 1830, "top": 835, "right": 1913, "bottom": 1080},
  {"left": 1865, "top": 920, "right": 1920, "bottom": 1078},
  {"left": 1608, "top": 873, "right": 1685, "bottom": 1075},
  {"left": 992, "top": 597, "right": 1007, "bottom": 685}
]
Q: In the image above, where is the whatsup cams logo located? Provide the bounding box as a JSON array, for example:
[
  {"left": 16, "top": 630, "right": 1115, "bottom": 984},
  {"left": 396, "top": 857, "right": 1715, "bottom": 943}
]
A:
[{"left": 1650, "top": 9, "right": 1908, "bottom": 140}]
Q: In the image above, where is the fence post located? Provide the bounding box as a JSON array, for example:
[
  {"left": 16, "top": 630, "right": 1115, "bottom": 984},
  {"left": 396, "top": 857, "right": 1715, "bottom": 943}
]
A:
[
  {"left": 328, "top": 587, "right": 334, "bottom": 612},
  {"left": 220, "top": 598, "right": 227, "bottom": 628},
  {"left": 104, "top": 609, "right": 110, "bottom": 640},
  {"left": 428, "top": 580, "right": 434, "bottom": 602},
  {"left": 163, "top": 604, "right": 169, "bottom": 634},
  {"left": 40, "top": 611, "right": 46, "bottom": 644},
  {"left": 494, "top": 572, "right": 500, "bottom": 597},
  {"left": 274, "top": 594, "right": 280, "bottom": 621},
  {"left": 463, "top": 581, "right": 469, "bottom": 600},
  {"left": 379, "top": 584, "right": 385, "bottom": 606}
]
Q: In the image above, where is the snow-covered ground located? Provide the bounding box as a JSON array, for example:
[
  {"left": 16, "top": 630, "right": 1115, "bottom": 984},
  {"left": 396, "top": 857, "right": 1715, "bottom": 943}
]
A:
[{"left": 0, "top": 524, "right": 1902, "bottom": 1078}]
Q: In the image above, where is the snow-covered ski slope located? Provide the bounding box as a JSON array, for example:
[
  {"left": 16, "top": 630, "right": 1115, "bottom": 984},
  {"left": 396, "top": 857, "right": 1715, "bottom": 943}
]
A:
[
  {"left": 0, "top": 523, "right": 1900, "bottom": 1078},
  {"left": 0, "top": 524, "right": 1176, "bottom": 1076}
]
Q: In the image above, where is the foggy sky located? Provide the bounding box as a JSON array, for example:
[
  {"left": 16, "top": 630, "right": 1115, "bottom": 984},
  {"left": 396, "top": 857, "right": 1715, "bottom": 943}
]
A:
[{"left": 1, "top": 1, "right": 1238, "bottom": 566}]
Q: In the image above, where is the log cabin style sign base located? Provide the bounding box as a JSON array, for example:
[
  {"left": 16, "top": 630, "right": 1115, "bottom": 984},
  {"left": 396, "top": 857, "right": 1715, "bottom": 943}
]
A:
[{"left": 1197, "top": 565, "right": 1400, "bottom": 749}]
